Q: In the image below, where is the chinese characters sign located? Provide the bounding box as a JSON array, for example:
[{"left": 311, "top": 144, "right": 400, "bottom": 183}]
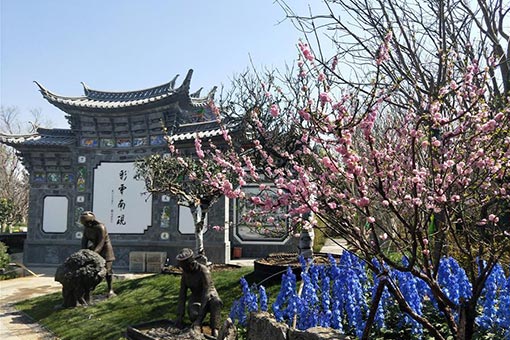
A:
[{"left": 93, "top": 162, "right": 152, "bottom": 233}]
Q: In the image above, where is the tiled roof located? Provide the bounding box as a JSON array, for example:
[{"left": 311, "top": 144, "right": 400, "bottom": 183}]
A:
[
  {"left": 35, "top": 69, "right": 215, "bottom": 111},
  {"left": 0, "top": 128, "right": 76, "bottom": 147},
  {"left": 168, "top": 121, "right": 226, "bottom": 142}
]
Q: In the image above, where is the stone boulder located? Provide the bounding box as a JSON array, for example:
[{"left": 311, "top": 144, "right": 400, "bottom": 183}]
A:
[
  {"left": 288, "top": 326, "right": 351, "bottom": 340},
  {"left": 247, "top": 312, "right": 287, "bottom": 340},
  {"left": 217, "top": 317, "right": 237, "bottom": 340},
  {"left": 246, "top": 312, "right": 352, "bottom": 340},
  {"left": 55, "top": 249, "right": 107, "bottom": 307}
]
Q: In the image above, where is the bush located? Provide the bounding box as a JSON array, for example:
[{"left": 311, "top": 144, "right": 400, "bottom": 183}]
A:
[
  {"left": 0, "top": 241, "right": 15, "bottom": 280},
  {"left": 0, "top": 242, "right": 10, "bottom": 268}
]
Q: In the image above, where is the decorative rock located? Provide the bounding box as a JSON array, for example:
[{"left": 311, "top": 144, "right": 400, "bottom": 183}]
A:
[
  {"left": 247, "top": 312, "right": 288, "bottom": 340},
  {"left": 288, "top": 326, "right": 351, "bottom": 340},
  {"left": 217, "top": 317, "right": 237, "bottom": 340},
  {"left": 55, "top": 249, "right": 107, "bottom": 307}
]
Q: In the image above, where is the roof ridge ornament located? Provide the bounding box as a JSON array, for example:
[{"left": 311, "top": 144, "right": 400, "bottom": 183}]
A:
[
  {"left": 178, "top": 69, "right": 193, "bottom": 94},
  {"left": 33, "top": 81, "right": 49, "bottom": 95},
  {"left": 207, "top": 86, "right": 217, "bottom": 100},
  {"left": 169, "top": 74, "right": 179, "bottom": 90},
  {"left": 190, "top": 87, "right": 203, "bottom": 98},
  {"left": 81, "top": 82, "right": 90, "bottom": 96}
]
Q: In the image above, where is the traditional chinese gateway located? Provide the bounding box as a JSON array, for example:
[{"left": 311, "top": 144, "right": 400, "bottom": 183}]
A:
[{"left": 0, "top": 70, "right": 294, "bottom": 270}]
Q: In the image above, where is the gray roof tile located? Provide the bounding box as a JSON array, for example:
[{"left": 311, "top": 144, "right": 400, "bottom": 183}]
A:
[{"left": 34, "top": 69, "right": 215, "bottom": 111}]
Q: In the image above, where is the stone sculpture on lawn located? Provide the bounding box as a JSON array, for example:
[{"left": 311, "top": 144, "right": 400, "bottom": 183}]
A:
[{"left": 54, "top": 249, "right": 107, "bottom": 308}]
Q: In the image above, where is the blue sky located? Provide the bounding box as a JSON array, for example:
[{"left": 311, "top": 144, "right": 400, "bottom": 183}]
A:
[{"left": 1, "top": 1, "right": 326, "bottom": 129}]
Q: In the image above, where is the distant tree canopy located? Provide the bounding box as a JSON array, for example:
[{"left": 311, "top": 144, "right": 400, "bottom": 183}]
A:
[{"left": 0, "top": 106, "right": 49, "bottom": 232}]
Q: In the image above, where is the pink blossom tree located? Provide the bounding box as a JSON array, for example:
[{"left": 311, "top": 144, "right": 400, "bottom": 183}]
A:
[
  {"left": 201, "top": 1, "right": 509, "bottom": 339},
  {"left": 134, "top": 136, "right": 240, "bottom": 264}
]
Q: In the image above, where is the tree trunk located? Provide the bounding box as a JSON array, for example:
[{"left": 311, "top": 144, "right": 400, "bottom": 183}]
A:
[
  {"left": 195, "top": 220, "right": 205, "bottom": 256},
  {"left": 362, "top": 276, "right": 387, "bottom": 340},
  {"left": 457, "top": 301, "right": 476, "bottom": 340},
  {"left": 190, "top": 203, "right": 209, "bottom": 265}
]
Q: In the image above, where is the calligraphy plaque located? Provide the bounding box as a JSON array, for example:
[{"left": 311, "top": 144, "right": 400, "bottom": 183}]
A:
[{"left": 92, "top": 162, "right": 152, "bottom": 233}]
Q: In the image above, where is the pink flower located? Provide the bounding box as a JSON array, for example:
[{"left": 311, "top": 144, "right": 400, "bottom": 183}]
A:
[
  {"left": 367, "top": 216, "right": 375, "bottom": 223},
  {"left": 298, "top": 109, "right": 311, "bottom": 121},
  {"left": 331, "top": 55, "right": 338, "bottom": 70},
  {"left": 298, "top": 41, "right": 314, "bottom": 61},
  {"left": 222, "top": 180, "right": 233, "bottom": 192},
  {"left": 375, "top": 31, "right": 392, "bottom": 65},
  {"left": 319, "top": 92, "right": 332, "bottom": 104},
  {"left": 251, "top": 196, "right": 262, "bottom": 205},
  {"left": 270, "top": 104, "right": 279, "bottom": 117},
  {"left": 357, "top": 197, "right": 370, "bottom": 207},
  {"left": 194, "top": 136, "right": 204, "bottom": 159},
  {"left": 488, "top": 214, "right": 499, "bottom": 223}
]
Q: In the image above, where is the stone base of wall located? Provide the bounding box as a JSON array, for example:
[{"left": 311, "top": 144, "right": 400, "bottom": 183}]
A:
[
  {"left": 23, "top": 241, "right": 231, "bottom": 270},
  {"left": 247, "top": 312, "right": 351, "bottom": 340}
]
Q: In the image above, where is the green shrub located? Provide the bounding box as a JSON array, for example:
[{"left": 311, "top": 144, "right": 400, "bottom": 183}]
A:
[
  {"left": 0, "top": 241, "right": 10, "bottom": 269},
  {"left": 0, "top": 241, "right": 16, "bottom": 280}
]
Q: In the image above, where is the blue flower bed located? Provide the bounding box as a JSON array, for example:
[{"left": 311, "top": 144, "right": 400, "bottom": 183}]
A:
[{"left": 230, "top": 252, "right": 510, "bottom": 339}]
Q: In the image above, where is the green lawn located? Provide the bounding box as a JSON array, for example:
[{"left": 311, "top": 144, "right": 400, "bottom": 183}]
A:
[{"left": 15, "top": 267, "right": 273, "bottom": 340}]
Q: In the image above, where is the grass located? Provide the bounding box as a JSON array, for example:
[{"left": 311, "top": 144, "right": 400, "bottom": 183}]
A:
[{"left": 15, "top": 267, "right": 276, "bottom": 340}]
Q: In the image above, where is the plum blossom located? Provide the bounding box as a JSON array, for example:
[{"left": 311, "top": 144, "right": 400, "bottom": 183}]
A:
[
  {"left": 319, "top": 92, "right": 332, "bottom": 104},
  {"left": 194, "top": 136, "right": 205, "bottom": 159},
  {"left": 376, "top": 31, "right": 392, "bottom": 65},
  {"left": 298, "top": 41, "right": 314, "bottom": 61},
  {"left": 270, "top": 104, "right": 280, "bottom": 117},
  {"left": 357, "top": 197, "right": 370, "bottom": 207}
]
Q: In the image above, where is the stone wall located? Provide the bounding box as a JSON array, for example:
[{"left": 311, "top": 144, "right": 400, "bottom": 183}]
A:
[{"left": 246, "top": 312, "right": 351, "bottom": 340}]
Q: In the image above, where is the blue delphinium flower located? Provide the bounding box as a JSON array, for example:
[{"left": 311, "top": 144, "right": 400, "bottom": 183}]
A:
[
  {"left": 476, "top": 263, "right": 507, "bottom": 331},
  {"left": 319, "top": 270, "right": 332, "bottom": 328},
  {"left": 339, "top": 251, "right": 367, "bottom": 338},
  {"left": 272, "top": 266, "right": 299, "bottom": 325},
  {"left": 259, "top": 285, "right": 268, "bottom": 312},
  {"left": 297, "top": 268, "right": 319, "bottom": 329},
  {"left": 246, "top": 281, "right": 259, "bottom": 313},
  {"left": 229, "top": 298, "right": 246, "bottom": 326},
  {"left": 438, "top": 257, "right": 472, "bottom": 307},
  {"left": 229, "top": 277, "right": 259, "bottom": 327},
  {"left": 393, "top": 257, "right": 423, "bottom": 336},
  {"left": 298, "top": 254, "right": 308, "bottom": 270},
  {"left": 328, "top": 254, "right": 344, "bottom": 332},
  {"left": 496, "top": 270, "right": 510, "bottom": 338}
]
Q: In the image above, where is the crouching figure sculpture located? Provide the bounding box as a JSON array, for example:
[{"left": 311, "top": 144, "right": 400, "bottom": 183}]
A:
[
  {"left": 55, "top": 249, "right": 107, "bottom": 307},
  {"left": 175, "top": 248, "right": 223, "bottom": 337}
]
